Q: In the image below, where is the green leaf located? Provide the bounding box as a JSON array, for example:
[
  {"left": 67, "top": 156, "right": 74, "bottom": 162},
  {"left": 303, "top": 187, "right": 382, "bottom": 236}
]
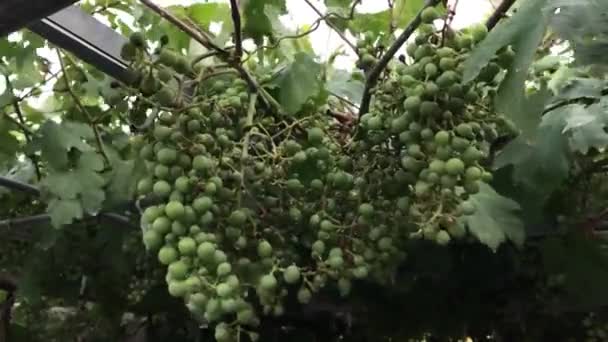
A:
[
  {"left": 349, "top": 10, "right": 391, "bottom": 36},
  {"left": 545, "top": 0, "right": 608, "bottom": 66},
  {"left": 494, "top": 11, "right": 548, "bottom": 134},
  {"left": 272, "top": 52, "right": 323, "bottom": 114},
  {"left": 551, "top": 77, "right": 608, "bottom": 103},
  {"left": 458, "top": 183, "right": 524, "bottom": 252},
  {"left": 0, "top": 116, "right": 19, "bottom": 166},
  {"left": 0, "top": 80, "right": 13, "bottom": 108},
  {"left": 47, "top": 198, "right": 83, "bottom": 228},
  {"left": 42, "top": 151, "right": 106, "bottom": 220},
  {"left": 494, "top": 105, "right": 572, "bottom": 199},
  {"left": 562, "top": 101, "right": 608, "bottom": 154},
  {"left": 29, "top": 120, "right": 94, "bottom": 170},
  {"left": 187, "top": 3, "right": 232, "bottom": 31},
  {"left": 241, "top": 0, "right": 287, "bottom": 43},
  {"left": 105, "top": 158, "right": 138, "bottom": 206},
  {"left": 394, "top": 0, "right": 426, "bottom": 27},
  {"left": 506, "top": 84, "right": 552, "bottom": 138},
  {"left": 327, "top": 69, "right": 365, "bottom": 104},
  {"left": 8, "top": 46, "right": 44, "bottom": 89},
  {"left": 462, "top": 0, "right": 549, "bottom": 83},
  {"left": 325, "top": 0, "right": 351, "bottom": 7}
]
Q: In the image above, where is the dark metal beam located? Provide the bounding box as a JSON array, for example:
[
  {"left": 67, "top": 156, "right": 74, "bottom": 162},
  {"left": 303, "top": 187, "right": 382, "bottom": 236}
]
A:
[
  {"left": 0, "top": 0, "right": 79, "bottom": 37},
  {"left": 28, "top": 6, "right": 131, "bottom": 83}
]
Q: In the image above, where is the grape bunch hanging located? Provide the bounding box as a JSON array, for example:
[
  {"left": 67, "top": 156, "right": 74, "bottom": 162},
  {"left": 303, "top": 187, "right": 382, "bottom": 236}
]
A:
[
  {"left": 117, "top": 5, "right": 515, "bottom": 340},
  {"left": 357, "top": 7, "right": 515, "bottom": 244}
]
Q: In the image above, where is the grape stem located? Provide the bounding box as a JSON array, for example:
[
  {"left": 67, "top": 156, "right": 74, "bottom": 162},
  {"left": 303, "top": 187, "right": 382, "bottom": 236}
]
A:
[
  {"left": 228, "top": 0, "right": 243, "bottom": 59},
  {"left": 485, "top": 0, "right": 516, "bottom": 30},
  {"left": 302, "top": 0, "right": 358, "bottom": 54},
  {"left": 3, "top": 73, "right": 40, "bottom": 179},
  {"left": 238, "top": 93, "right": 259, "bottom": 208},
  {"left": 358, "top": 0, "right": 441, "bottom": 118},
  {"left": 139, "top": 0, "right": 284, "bottom": 114}
]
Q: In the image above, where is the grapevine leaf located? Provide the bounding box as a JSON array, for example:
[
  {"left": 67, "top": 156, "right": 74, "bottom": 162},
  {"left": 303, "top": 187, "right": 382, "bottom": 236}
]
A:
[
  {"left": 30, "top": 120, "right": 94, "bottom": 170},
  {"left": 551, "top": 77, "right": 607, "bottom": 103},
  {"left": 0, "top": 81, "right": 13, "bottom": 108},
  {"left": 272, "top": 52, "right": 323, "bottom": 114},
  {"left": 241, "top": 0, "right": 287, "bottom": 43},
  {"left": 47, "top": 198, "right": 84, "bottom": 228},
  {"left": 187, "top": 3, "right": 232, "bottom": 31},
  {"left": 562, "top": 101, "right": 608, "bottom": 154},
  {"left": 494, "top": 105, "right": 572, "bottom": 199},
  {"left": 105, "top": 158, "right": 139, "bottom": 206},
  {"left": 325, "top": 0, "right": 351, "bottom": 7},
  {"left": 545, "top": 0, "right": 608, "bottom": 66},
  {"left": 42, "top": 152, "right": 106, "bottom": 217},
  {"left": 8, "top": 46, "right": 44, "bottom": 89},
  {"left": 394, "top": 0, "right": 431, "bottom": 27},
  {"left": 327, "top": 69, "right": 365, "bottom": 104},
  {"left": 494, "top": 11, "right": 548, "bottom": 135},
  {"left": 531, "top": 55, "right": 564, "bottom": 74},
  {"left": 462, "top": 0, "right": 549, "bottom": 83},
  {"left": 458, "top": 183, "right": 524, "bottom": 252},
  {"left": 349, "top": 10, "right": 391, "bottom": 36},
  {"left": 0, "top": 116, "right": 19, "bottom": 167}
]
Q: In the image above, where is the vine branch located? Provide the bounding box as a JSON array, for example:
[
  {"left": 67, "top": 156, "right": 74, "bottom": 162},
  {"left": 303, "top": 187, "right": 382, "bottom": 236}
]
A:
[
  {"left": 228, "top": 0, "right": 243, "bottom": 59},
  {"left": 359, "top": 0, "right": 441, "bottom": 117},
  {"left": 302, "top": 0, "right": 358, "bottom": 54},
  {"left": 485, "top": 0, "right": 516, "bottom": 30},
  {"left": 56, "top": 50, "right": 111, "bottom": 168},
  {"left": 139, "top": 0, "right": 283, "bottom": 113},
  {"left": 238, "top": 92, "right": 259, "bottom": 207}
]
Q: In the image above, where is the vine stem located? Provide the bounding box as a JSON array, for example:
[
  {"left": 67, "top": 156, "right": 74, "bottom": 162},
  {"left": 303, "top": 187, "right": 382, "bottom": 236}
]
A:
[
  {"left": 302, "top": 0, "right": 358, "bottom": 54},
  {"left": 485, "top": 0, "right": 516, "bottom": 30},
  {"left": 358, "top": 0, "right": 441, "bottom": 117},
  {"left": 2, "top": 75, "right": 42, "bottom": 179},
  {"left": 238, "top": 92, "right": 259, "bottom": 207},
  {"left": 56, "top": 50, "right": 111, "bottom": 168},
  {"left": 139, "top": 0, "right": 284, "bottom": 114},
  {"left": 228, "top": 0, "right": 243, "bottom": 59}
]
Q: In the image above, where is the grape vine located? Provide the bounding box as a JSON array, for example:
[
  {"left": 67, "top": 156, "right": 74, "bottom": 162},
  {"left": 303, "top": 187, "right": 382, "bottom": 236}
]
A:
[
  {"left": 109, "top": 4, "right": 522, "bottom": 340},
  {"left": 2, "top": 0, "right": 608, "bottom": 340}
]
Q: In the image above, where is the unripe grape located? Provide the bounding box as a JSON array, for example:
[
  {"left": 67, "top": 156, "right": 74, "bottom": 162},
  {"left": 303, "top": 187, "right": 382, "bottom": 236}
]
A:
[
  {"left": 445, "top": 158, "right": 465, "bottom": 175},
  {"left": 421, "top": 7, "right": 440, "bottom": 23},
  {"left": 158, "top": 246, "right": 179, "bottom": 265},
  {"left": 283, "top": 265, "right": 301, "bottom": 284},
  {"left": 258, "top": 240, "right": 273, "bottom": 258},
  {"left": 178, "top": 237, "right": 196, "bottom": 255},
  {"left": 260, "top": 274, "right": 277, "bottom": 291},
  {"left": 297, "top": 287, "right": 312, "bottom": 304}
]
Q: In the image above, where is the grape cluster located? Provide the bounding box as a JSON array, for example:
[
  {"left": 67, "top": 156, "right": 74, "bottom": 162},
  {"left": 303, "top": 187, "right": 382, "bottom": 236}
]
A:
[
  {"left": 121, "top": 5, "right": 516, "bottom": 340},
  {"left": 583, "top": 313, "right": 608, "bottom": 342},
  {"left": 357, "top": 10, "right": 515, "bottom": 244}
]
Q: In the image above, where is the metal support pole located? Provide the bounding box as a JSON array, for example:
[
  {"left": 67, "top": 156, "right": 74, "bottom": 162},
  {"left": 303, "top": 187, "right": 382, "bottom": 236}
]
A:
[{"left": 28, "top": 6, "right": 131, "bottom": 83}]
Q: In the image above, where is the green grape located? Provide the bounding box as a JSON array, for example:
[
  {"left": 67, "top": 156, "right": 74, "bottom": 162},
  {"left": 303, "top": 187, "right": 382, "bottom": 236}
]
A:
[{"left": 283, "top": 265, "right": 301, "bottom": 284}]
